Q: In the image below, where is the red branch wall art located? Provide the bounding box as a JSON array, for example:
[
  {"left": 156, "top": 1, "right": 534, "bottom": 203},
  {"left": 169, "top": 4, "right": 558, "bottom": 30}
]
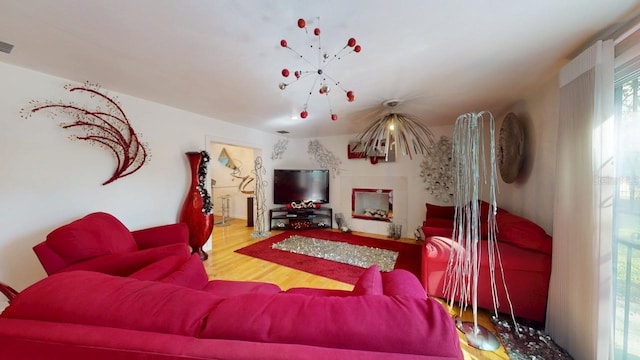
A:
[{"left": 20, "top": 82, "right": 150, "bottom": 185}]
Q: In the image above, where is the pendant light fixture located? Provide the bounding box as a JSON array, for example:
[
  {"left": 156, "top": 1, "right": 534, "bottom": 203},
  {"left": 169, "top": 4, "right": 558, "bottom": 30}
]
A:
[
  {"left": 279, "top": 17, "right": 361, "bottom": 121},
  {"left": 356, "top": 99, "right": 436, "bottom": 161}
]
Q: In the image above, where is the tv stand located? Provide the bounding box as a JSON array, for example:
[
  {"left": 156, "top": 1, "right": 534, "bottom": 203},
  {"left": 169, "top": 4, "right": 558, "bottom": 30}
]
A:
[{"left": 269, "top": 207, "right": 332, "bottom": 230}]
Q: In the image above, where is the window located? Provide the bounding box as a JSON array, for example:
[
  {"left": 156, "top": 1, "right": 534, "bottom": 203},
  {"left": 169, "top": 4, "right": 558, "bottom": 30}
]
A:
[{"left": 613, "top": 66, "right": 640, "bottom": 360}]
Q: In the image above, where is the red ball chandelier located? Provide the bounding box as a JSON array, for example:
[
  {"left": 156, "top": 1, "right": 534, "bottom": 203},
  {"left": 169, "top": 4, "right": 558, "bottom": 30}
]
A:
[{"left": 279, "top": 17, "right": 361, "bottom": 121}]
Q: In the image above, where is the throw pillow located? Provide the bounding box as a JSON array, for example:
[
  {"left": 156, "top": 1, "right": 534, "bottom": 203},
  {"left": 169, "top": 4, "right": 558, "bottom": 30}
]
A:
[
  {"left": 425, "top": 203, "right": 456, "bottom": 219},
  {"left": 496, "top": 212, "right": 552, "bottom": 255},
  {"left": 352, "top": 265, "right": 383, "bottom": 295},
  {"left": 46, "top": 212, "right": 137, "bottom": 264}
]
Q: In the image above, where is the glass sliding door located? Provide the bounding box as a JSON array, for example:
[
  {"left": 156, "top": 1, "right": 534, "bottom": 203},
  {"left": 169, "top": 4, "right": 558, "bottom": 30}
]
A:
[{"left": 613, "top": 70, "right": 640, "bottom": 360}]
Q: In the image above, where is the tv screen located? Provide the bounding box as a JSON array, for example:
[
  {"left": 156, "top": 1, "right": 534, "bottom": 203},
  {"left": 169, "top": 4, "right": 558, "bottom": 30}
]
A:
[{"left": 273, "top": 169, "right": 329, "bottom": 205}]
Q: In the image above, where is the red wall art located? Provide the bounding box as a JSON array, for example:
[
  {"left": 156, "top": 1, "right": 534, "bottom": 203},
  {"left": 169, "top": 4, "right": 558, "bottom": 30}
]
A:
[{"left": 20, "top": 82, "right": 150, "bottom": 185}]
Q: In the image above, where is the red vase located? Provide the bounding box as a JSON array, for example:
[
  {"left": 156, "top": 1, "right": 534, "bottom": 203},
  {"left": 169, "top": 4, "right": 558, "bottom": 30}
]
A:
[{"left": 179, "top": 151, "right": 214, "bottom": 260}]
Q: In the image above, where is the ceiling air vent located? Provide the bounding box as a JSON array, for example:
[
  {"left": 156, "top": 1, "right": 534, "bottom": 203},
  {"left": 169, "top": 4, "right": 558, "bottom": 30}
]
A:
[{"left": 0, "top": 41, "right": 14, "bottom": 54}]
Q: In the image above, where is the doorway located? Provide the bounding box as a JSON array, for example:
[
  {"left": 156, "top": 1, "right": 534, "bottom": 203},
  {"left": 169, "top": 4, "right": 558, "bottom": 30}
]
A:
[{"left": 209, "top": 142, "right": 257, "bottom": 226}]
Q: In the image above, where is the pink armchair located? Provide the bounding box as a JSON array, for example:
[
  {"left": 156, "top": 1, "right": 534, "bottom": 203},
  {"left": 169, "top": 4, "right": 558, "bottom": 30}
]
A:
[{"left": 33, "top": 212, "right": 191, "bottom": 277}]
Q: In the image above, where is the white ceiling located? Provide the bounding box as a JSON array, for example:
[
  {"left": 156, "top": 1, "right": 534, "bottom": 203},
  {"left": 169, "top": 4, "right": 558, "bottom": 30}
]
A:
[{"left": 1, "top": 0, "right": 639, "bottom": 138}]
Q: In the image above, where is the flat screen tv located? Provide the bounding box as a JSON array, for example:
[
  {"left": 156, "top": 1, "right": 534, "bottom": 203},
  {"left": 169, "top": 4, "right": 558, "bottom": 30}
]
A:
[{"left": 273, "top": 169, "right": 330, "bottom": 205}]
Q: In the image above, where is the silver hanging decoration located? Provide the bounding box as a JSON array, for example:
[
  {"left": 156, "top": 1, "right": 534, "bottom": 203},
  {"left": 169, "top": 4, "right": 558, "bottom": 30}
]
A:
[
  {"left": 251, "top": 156, "right": 271, "bottom": 238},
  {"left": 308, "top": 139, "right": 341, "bottom": 176},
  {"left": 444, "top": 111, "right": 516, "bottom": 351}
]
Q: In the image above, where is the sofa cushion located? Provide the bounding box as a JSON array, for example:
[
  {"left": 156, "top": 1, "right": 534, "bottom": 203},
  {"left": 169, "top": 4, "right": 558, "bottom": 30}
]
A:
[
  {"left": 204, "top": 280, "right": 282, "bottom": 297},
  {"left": 201, "top": 293, "right": 461, "bottom": 358},
  {"left": 381, "top": 269, "right": 427, "bottom": 299},
  {"left": 422, "top": 225, "right": 454, "bottom": 238},
  {"left": 285, "top": 288, "right": 353, "bottom": 296},
  {"left": 62, "top": 242, "right": 191, "bottom": 276},
  {"left": 128, "top": 252, "right": 208, "bottom": 290},
  {"left": 131, "top": 223, "right": 189, "bottom": 249},
  {"left": 352, "top": 265, "right": 383, "bottom": 295},
  {"left": 129, "top": 254, "right": 187, "bottom": 281},
  {"left": 1, "top": 271, "right": 222, "bottom": 337},
  {"left": 160, "top": 254, "right": 210, "bottom": 289},
  {"left": 496, "top": 212, "right": 552, "bottom": 255},
  {"left": 46, "top": 212, "right": 137, "bottom": 264},
  {"left": 425, "top": 201, "right": 492, "bottom": 238}
]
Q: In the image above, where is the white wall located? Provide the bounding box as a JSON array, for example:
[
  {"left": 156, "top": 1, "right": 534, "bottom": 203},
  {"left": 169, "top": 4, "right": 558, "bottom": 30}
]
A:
[
  {"left": 0, "top": 60, "right": 560, "bottom": 294},
  {"left": 496, "top": 77, "right": 559, "bottom": 234},
  {"left": 0, "top": 62, "right": 280, "bottom": 290},
  {"left": 271, "top": 129, "right": 455, "bottom": 238}
]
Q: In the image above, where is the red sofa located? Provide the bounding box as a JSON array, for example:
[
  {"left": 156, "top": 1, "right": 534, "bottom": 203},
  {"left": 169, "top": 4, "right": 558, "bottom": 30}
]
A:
[
  {"left": 33, "top": 212, "right": 192, "bottom": 276},
  {"left": 421, "top": 202, "right": 552, "bottom": 323},
  {"left": 0, "top": 264, "right": 463, "bottom": 359}
]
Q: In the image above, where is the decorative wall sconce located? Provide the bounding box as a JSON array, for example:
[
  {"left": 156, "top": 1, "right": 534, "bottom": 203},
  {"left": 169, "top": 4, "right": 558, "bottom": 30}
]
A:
[
  {"left": 279, "top": 17, "right": 361, "bottom": 121},
  {"left": 498, "top": 112, "right": 526, "bottom": 183},
  {"left": 420, "top": 136, "right": 454, "bottom": 203},
  {"left": 271, "top": 138, "right": 289, "bottom": 160},
  {"left": 308, "top": 139, "right": 341, "bottom": 176}
]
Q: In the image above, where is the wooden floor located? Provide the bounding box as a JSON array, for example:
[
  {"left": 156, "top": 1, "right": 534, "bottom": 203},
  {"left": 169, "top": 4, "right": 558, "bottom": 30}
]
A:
[{"left": 203, "top": 218, "right": 509, "bottom": 360}]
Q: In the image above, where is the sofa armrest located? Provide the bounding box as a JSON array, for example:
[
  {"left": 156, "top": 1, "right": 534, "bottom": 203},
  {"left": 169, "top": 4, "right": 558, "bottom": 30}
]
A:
[
  {"left": 0, "top": 281, "right": 18, "bottom": 303},
  {"left": 32, "top": 242, "right": 68, "bottom": 275},
  {"left": 132, "top": 223, "right": 189, "bottom": 250}
]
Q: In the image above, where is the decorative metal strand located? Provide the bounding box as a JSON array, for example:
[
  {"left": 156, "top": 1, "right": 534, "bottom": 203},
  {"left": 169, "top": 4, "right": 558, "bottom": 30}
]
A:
[{"left": 444, "top": 111, "right": 517, "bottom": 334}]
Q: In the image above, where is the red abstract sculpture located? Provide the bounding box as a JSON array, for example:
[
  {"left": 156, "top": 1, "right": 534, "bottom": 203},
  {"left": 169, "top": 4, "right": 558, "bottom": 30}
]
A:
[{"left": 20, "top": 82, "right": 150, "bottom": 185}]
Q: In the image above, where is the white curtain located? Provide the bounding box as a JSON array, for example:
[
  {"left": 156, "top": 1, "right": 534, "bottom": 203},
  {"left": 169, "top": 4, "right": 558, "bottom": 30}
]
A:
[{"left": 547, "top": 40, "right": 615, "bottom": 360}]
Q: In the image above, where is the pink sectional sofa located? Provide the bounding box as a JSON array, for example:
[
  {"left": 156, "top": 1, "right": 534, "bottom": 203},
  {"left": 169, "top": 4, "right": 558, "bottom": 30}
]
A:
[
  {"left": 421, "top": 202, "right": 552, "bottom": 323},
  {"left": 0, "top": 264, "right": 463, "bottom": 359}
]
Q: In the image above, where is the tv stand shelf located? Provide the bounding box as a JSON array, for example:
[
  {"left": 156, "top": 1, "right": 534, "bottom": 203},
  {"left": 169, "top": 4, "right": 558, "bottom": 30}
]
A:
[{"left": 269, "top": 207, "right": 332, "bottom": 231}]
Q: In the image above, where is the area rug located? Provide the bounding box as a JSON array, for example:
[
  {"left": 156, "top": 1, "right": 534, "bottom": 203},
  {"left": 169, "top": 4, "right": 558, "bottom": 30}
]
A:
[
  {"left": 493, "top": 318, "right": 573, "bottom": 359},
  {"left": 235, "top": 229, "right": 422, "bottom": 285},
  {"left": 272, "top": 235, "right": 399, "bottom": 272}
]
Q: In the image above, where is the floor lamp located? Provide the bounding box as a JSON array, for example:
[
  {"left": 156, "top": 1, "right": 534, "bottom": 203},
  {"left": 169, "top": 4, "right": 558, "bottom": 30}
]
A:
[{"left": 445, "top": 111, "right": 504, "bottom": 350}]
